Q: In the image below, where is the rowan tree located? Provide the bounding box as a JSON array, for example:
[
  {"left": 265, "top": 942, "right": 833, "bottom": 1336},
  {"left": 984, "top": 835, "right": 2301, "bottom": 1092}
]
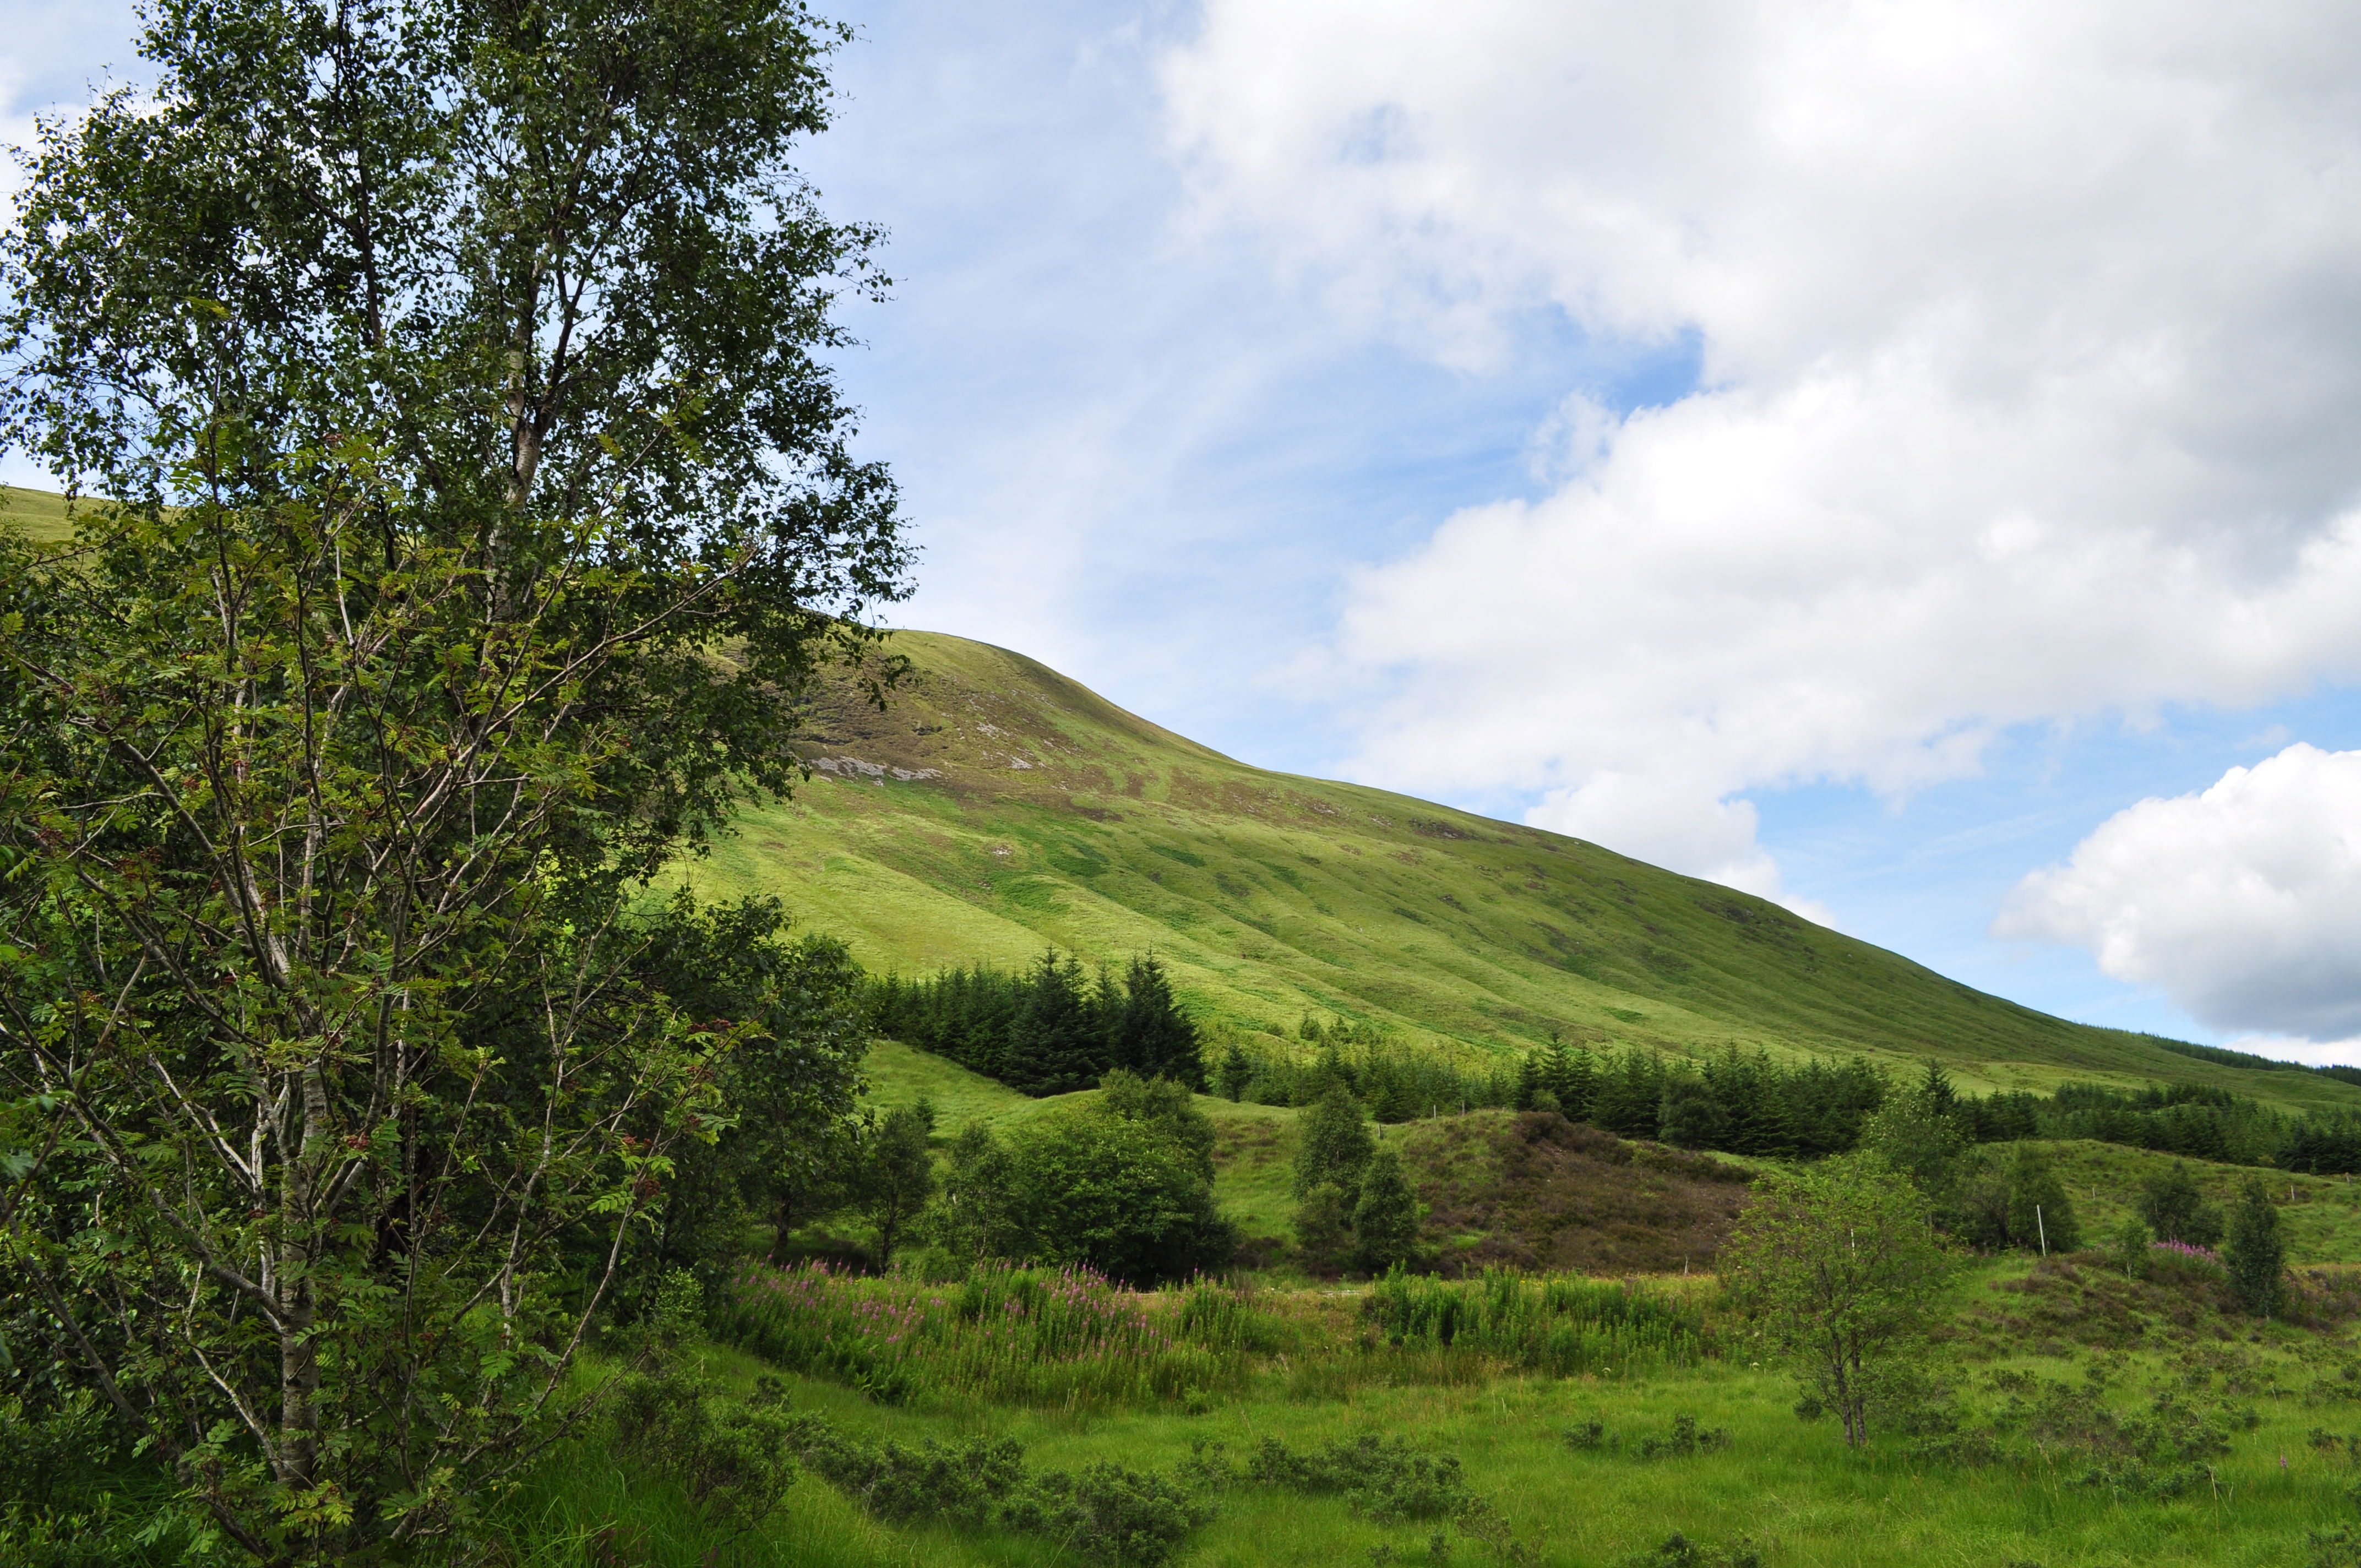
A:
[{"left": 1721, "top": 1153, "right": 1954, "bottom": 1448}]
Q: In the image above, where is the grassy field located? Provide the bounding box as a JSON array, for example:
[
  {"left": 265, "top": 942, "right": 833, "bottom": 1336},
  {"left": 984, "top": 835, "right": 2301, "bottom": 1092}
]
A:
[
  {"left": 675, "top": 627, "right": 2361, "bottom": 1117},
  {"left": 491, "top": 1256, "right": 2361, "bottom": 1568},
  {"left": 1, "top": 484, "right": 80, "bottom": 543}
]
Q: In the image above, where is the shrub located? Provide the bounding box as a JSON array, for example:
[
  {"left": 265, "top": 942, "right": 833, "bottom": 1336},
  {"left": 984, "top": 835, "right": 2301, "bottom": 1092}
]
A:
[
  {"left": 1244, "top": 1434, "right": 1471, "bottom": 1522},
  {"left": 609, "top": 1371, "right": 801, "bottom": 1535},
  {"left": 1099, "top": 1069, "right": 1220, "bottom": 1180},
  {"left": 1015, "top": 1110, "right": 1237, "bottom": 1284},
  {"left": 2138, "top": 1163, "right": 2224, "bottom": 1248},
  {"left": 2224, "top": 1178, "right": 2287, "bottom": 1317},
  {"left": 1004, "top": 1461, "right": 1216, "bottom": 1566},
  {"left": 791, "top": 1422, "right": 1024, "bottom": 1527},
  {"left": 1637, "top": 1414, "right": 1732, "bottom": 1460}
]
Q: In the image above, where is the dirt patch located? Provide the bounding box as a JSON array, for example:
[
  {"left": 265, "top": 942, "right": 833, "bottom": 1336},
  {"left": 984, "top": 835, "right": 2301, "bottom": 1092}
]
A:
[{"left": 1402, "top": 1110, "right": 1752, "bottom": 1276}]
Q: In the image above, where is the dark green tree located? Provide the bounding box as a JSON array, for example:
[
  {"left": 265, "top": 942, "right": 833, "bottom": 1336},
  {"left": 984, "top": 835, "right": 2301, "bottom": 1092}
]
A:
[
  {"left": 2224, "top": 1178, "right": 2286, "bottom": 1317},
  {"left": 1353, "top": 1148, "right": 1422, "bottom": 1274},
  {"left": 2137, "top": 1163, "right": 2225, "bottom": 1247},
  {"left": 1097, "top": 1069, "right": 1217, "bottom": 1182},
  {"left": 0, "top": 0, "right": 905, "bottom": 1553},
  {"left": 1293, "top": 1085, "right": 1375, "bottom": 1202},
  {"left": 1006, "top": 950, "right": 1097, "bottom": 1095},
  {"left": 929, "top": 1120, "right": 1021, "bottom": 1270},
  {"left": 1658, "top": 1075, "right": 1731, "bottom": 1150},
  {"left": 859, "top": 1105, "right": 938, "bottom": 1266},
  {"left": 1217, "top": 1039, "right": 1254, "bottom": 1102},
  {"left": 1009, "top": 1112, "right": 1233, "bottom": 1285},
  {"left": 2004, "top": 1146, "right": 2081, "bottom": 1255},
  {"left": 1113, "top": 952, "right": 1203, "bottom": 1087},
  {"left": 1592, "top": 1050, "right": 1667, "bottom": 1140}
]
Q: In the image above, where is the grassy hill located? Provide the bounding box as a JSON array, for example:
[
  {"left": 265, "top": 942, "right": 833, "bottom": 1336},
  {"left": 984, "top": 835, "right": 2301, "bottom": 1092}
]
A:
[
  {"left": 2, "top": 484, "right": 80, "bottom": 543},
  {"left": 689, "top": 627, "right": 2361, "bottom": 1113}
]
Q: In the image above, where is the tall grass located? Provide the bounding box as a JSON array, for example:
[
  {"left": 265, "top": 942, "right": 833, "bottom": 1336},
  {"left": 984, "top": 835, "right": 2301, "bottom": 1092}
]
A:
[
  {"left": 715, "top": 1261, "right": 1272, "bottom": 1410},
  {"left": 1361, "top": 1268, "right": 1720, "bottom": 1377}
]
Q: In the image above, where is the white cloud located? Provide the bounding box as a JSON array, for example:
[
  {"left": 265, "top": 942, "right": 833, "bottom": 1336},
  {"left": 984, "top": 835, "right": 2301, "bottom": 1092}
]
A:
[
  {"left": 1996, "top": 744, "right": 2361, "bottom": 1041},
  {"left": 1161, "top": 1, "right": 2361, "bottom": 891}
]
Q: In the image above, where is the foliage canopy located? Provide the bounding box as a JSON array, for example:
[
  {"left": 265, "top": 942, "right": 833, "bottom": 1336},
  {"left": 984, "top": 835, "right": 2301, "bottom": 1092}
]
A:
[{"left": 0, "top": 0, "right": 904, "bottom": 1556}]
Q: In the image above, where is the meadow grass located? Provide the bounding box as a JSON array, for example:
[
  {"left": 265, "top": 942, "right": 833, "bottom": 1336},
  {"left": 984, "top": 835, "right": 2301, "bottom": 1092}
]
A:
[
  {"left": 0, "top": 485, "right": 78, "bottom": 543},
  {"left": 491, "top": 1292, "right": 2361, "bottom": 1567}
]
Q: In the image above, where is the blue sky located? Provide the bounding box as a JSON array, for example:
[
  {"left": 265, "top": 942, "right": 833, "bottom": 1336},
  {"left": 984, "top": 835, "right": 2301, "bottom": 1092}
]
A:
[{"left": 11, "top": 0, "right": 2361, "bottom": 1060}]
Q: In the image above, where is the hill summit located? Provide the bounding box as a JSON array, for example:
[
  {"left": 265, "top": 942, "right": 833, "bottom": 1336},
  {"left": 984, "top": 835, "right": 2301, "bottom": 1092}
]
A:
[{"left": 688, "top": 630, "right": 2349, "bottom": 1110}]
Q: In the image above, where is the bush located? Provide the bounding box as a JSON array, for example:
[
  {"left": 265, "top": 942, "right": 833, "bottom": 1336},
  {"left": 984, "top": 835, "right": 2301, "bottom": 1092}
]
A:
[
  {"left": 2224, "top": 1178, "right": 2287, "bottom": 1317},
  {"left": 1099, "top": 1069, "right": 1219, "bottom": 1180},
  {"left": 1637, "top": 1414, "right": 1732, "bottom": 1460},
  {"left": 2137, "top": 1163, "right": 2224, "bottom": 1247},
  {"left": 791, "top": 1421, "right": 1024, "bottom": 1527},
  {"left": 1003, "top": 1461, "right": 1217, "bottom": 1565},
  {"left": 1244, "top": 1434, "right": 1472, "bottom": 1523},
  {"left": 609, "top": 1371, "right": 801, "bottom": 1534},
  {"left": 1014, "top": 1110, "right": 1236, "bottom": 1284}
]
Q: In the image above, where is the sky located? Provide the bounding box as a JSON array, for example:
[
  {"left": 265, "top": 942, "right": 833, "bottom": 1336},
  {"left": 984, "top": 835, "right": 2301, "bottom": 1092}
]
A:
[{"left": 9, "top": 1, "right": 2361, "bottom": 1064}]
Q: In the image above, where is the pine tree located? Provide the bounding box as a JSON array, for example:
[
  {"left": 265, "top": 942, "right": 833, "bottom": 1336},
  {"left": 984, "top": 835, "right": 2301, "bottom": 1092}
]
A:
[
  {"left": 2224, "top": 1178, "right": 2286, "bottom": 1317},
  {"left": 1218, "top": 1040, "right": 1253, "bottom": 1102},
  {"left": 1353, "top": 1148, "right": 1422, "bottom": 1273},
  {"left": 1658, "top": 1075, "right": 1731, "bottom": 1150},
  {"left": 1563, "top": 1048, "right": 1600, "bottom": 1125},
  {"left": 1116, "top": 952, "right": 1203, "bottom": 1086},
  {"left": 1008, "top": 950, "right": 1094, "bottom": 1095},
  {"left": 1594, "top": 1050, "right": 1666, "bottom": 1140}
]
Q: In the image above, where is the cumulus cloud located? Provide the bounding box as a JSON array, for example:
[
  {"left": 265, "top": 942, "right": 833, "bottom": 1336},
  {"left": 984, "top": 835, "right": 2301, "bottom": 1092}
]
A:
[
  {"left": 1160, "top": 1, "right": 2361, "bottom": 894},
  {"left": 1996, "top": 744, "right": 2361, "bottom": 1041}
]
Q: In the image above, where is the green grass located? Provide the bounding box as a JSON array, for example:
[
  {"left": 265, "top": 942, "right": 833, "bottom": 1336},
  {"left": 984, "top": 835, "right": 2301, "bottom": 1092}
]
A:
[
  {"left": 2042, "top": 1139, "right": 2361, "bottom": 1264},
  {"left": 1, "top": 485, "right": 81, "bottom": 543},
  {"left": 674, "top": 627, "right": 2361, "bottom": 1117},
  {"left": 493, "top": 1263, "right": 2361, "bottom": 1568}
]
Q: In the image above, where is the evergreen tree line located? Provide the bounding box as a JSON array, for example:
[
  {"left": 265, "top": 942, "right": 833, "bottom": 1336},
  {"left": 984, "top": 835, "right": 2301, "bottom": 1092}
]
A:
[
  {"left": 1949, "top": 1077, "right": 2361, "bottom": 1174},
  {"left": 1210, "top": 1026, "right": 1520, "bottom": 1121},
  {"left": 1515, "top": 1038, "right": 1890, "bottom": 1157},
  {"left": 867, "top": 950, "right": 1204, "bottom": 1096},
  {"left": 1507, "top": 1036, "right": 2361, "bottom": 1175}
]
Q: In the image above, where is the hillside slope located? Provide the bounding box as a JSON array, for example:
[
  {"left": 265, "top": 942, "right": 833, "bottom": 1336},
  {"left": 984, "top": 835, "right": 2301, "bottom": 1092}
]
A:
[{"left": 686, "top": 629, "right": 2361, "bottom": 1113}]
